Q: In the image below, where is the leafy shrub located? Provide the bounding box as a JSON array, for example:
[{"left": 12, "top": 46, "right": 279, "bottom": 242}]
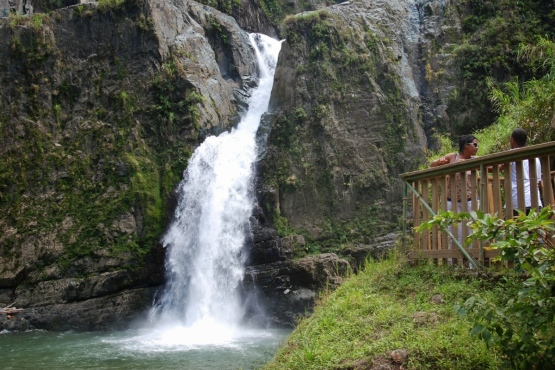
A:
[
  {"left": 487, "top": 36, "right": 555, "bottom": 145},
  {"left": 449, "top": 0, "right": 555, "bottom": 134},
  {"left": 421, "top": 207, "right": 555, "bottom": 369},
  {"left": 97, "top": 0, "right": 125, "bottom": 12},
  {"left": 428, "top": 37, "right": 555, "bottom": 165}
]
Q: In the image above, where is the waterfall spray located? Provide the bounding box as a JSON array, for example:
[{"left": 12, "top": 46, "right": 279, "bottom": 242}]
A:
[{"left": 153, "top": 34, "right": 282, "bottom": 335}]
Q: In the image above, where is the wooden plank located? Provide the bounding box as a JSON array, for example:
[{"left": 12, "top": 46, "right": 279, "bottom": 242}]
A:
[
  {"left": 478, "top": 165, "right": 487, "bottom": 262},
  {"left": 470, "top": 169, "right": 478, "bottom": 250},
  {"left": 440, "top": 175, "right": 449, "bottom": 251},
  {"left": 541, "top": 156, "right": 554, "bottom": 206},
  {"left": 413, "top": 181, "right": 421, "bottom": 251},
  {"left": 421, "top": 179, "right": 430, "bottom": 250},
  {"left": 449, "top": 173, "right": 458, "bottom": 243},
  {"left": 450, "top": 172, "right": 460, "bottom": 264},
  {"left": 471, "top": 169, "right": 478, "bottom": 211},
  {"left": 492, "top": 165, "right": 502, "bottom": 217},
  {"left": 408, "top": 248, "right": 501, "bottom": 259},
  {"left": 504, "top": 162, "right": 513, "bottom": 218},
  {"left": 431, "top": 177, "right": 439, "bottom": 251},
  {"left": 461, "top": 170, "right": 469, "bottom": 243},
  {"left": 487, "top": 182, "right": 493, "bottom": 214},
  {"left": 516, "top": 160, "right": 526, "bottom": 212},
  {"left": 529, "top": 158, "right": 540, "bottom": 210}
]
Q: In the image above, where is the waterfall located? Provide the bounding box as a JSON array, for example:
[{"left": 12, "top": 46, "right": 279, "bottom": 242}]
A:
[{"left": 153, "top": 34, "right": 282, "bottom": 333}]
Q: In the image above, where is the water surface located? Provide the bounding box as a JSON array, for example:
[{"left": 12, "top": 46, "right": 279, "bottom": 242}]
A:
[{"left": 0, "top": 327, "right": 289, "bottom": 369}]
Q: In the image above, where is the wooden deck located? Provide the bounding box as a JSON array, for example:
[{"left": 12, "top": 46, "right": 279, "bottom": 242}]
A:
[{"left": 400, "top": 141, "right": 555, "bottom": 268}]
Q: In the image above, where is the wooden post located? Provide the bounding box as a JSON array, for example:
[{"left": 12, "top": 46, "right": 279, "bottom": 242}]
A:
[
  {"left": 413, "top": 181, "right": 421, "bottom": 251},
  {"left": 431, "top": 177, "right": 439, "bottom": 252},
  {"left": 441, "top": 175, "right": 449, "bottom": 255},
  {"left": 422, "top": 179, "right": 430, "bottom": 250},
  {"left": 461, "top": 170, "right": 469, "bottom": 246},
  {"left": 541, "top": 156, "right": 554, "bottom": 206},
  {"left": 504, "top": 162, "right": 513, "bottom": 218},
  {"left": 492, "top": 165, "right": 502, "bottom": 218},
  {"left": 516, "top": 160, "right": 526, "bottom": 212},
  {"left": 529, "top": 158, "right": 540, "bottom": 211},
  {"left": 402, "top": 181, "right": 408, "bottom": 252}
]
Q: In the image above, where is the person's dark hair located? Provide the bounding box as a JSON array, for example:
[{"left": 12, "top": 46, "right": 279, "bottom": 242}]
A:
[
  {"left": 511, "top": 128, "right": 527, "bottom": 147},
  {"left": 458, "top": 134, "right": 477, "bottom": 153}
]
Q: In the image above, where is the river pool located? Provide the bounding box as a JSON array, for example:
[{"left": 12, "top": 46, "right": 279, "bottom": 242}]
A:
[{"left": 0, "top": 327, "right": 290, "bottom": 369}]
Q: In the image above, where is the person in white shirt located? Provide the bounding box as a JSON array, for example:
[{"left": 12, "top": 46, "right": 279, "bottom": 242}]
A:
[{"left": 508, "top": 128, "right": 542, "bottom": 215}]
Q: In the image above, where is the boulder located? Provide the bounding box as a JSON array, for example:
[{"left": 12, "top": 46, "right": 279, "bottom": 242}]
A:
[{"left": 242, "top": 253, "right": 350, "bottom": 327}]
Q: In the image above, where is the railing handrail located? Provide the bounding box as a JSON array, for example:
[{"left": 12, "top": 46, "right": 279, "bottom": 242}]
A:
[{"left": 401, "top": 141, "right": 555, "bottom": 182}]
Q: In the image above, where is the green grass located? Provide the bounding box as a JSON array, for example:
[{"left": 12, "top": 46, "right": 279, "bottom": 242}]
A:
[
  {"left": 97, "top": 0, "right": 126, "bottom": 12},
  {"left": 265, "top": 256, "right": 509, "bottom": 369}
]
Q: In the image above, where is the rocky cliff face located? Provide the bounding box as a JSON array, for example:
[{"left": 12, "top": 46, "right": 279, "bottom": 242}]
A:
[
  {"left": 256, "top": 0, "right": 429, "bottom": 246},
  {"left": 0, "top": 0, "right": 258, "bottom": 330},
  {"left": 245, "top": 0, "right": 466, "bottom": 324},
  {"left": 233, "top": 0, "right": 279, "bottom": 37},
  {"left": 1, "top": 0, "right": 469, "bottom": 331},
  {"left": 411, "top": 0, "right": 464, "bottom": 146}
]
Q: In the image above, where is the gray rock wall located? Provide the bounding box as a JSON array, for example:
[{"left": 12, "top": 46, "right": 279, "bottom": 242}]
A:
[
  {"left": 246, "top": 0, "right": 465, "bottom": 325},
  {"left": 0, "top": 0, "right": 468, "bottom": 330},
  {"left": 258, "top": 0, "right": 429, "bottom": 240}
]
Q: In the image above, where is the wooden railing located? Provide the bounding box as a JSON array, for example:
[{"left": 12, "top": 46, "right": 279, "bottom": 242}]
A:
[{"left": 400, "top": 141, "right": 555, "bottom": 267}]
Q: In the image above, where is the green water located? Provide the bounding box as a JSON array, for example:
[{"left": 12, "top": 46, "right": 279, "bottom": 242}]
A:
[{"left": 0, "top": 327, "right": 289, "bottom": 369}]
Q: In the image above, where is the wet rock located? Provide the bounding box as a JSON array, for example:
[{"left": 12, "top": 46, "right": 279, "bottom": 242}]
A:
[
  {"left": 259, "top": 0, "right": 429, "bottom": 244},
  {"left": 150, "top": 0, "right": 258, "bottom": 130},
  {"left": 430, "top": 294, "right": 445, "bottom": 304},
  {"left": 23, "top": 287, "right": 157, "bottom": 331},
  {"left": 112, "top": 213, "right": 138, "bottom": 235},
  {"left": 248, "top": 216, "right": 282, "bottom": 265},
  {"left": 0, "top": 311, "right": 33, "bottom": 332},
  {"left": 341, "top": 233, "right": 398, "bottom": 270},
  {"left": 290, "top": 253, "right": 350, "bottom": 289},
  {"left": 390, "top": 349, "right": 409, "bottom": 363},
  {"left": 243, "top": 253, "right": 350, "bottom": 327},
  {"left": 14, "top": 271, "right": 136, "bottom": 307},
  {"left": 0, "top": 289, "right": 14, "bottom": 307},
  {"left": 232, "top": 0, "right": 278, "bottom": 37},
  {"left": 278, "top": 235, "right": 305, "bottom": 259}
]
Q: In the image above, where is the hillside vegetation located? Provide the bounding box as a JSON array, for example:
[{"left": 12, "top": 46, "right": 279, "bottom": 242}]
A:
[
  {"left": 427, "top": 36, "right": 555, "bottom": 163},
  {"left": 265, "top": 206, "right": 555, "bottom": 369},
  {"left": 265, "top": 256, "right": 512, "bottom": 369},
  {"left": 447, "top": 0, "right": 555, "bottom": 135}
]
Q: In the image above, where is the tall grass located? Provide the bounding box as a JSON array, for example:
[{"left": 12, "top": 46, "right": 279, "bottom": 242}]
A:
[
  {"left": 265, "top": 256, "right": 510, "bottom": 369},
  {"left": 97, "top": 0, "right": 126, "bottom": 12}
]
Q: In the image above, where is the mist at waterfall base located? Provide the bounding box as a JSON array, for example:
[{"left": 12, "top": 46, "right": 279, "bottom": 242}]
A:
[{"left": 0, "top": 34, "right": 289, "bottom": 369}]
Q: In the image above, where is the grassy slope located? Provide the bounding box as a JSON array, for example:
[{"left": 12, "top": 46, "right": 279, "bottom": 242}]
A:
[{"left": 265, "top": 257, "right": 515, "bottom": 369}]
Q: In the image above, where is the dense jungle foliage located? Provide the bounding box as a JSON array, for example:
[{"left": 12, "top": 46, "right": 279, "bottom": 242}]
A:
[
  {"left": 430, "top": 36, "right": 555, "bottom": 160},
  {"left": 449, "top": 0, "right": 555, "bottom": 136},
  {"left": 418, "top": 207, "right": 555, "bottom": 369}
]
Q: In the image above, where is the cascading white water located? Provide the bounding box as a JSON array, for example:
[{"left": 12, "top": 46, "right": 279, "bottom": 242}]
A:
[{"left": 153, "top": 34, "right": 282, "bottom": 337}]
